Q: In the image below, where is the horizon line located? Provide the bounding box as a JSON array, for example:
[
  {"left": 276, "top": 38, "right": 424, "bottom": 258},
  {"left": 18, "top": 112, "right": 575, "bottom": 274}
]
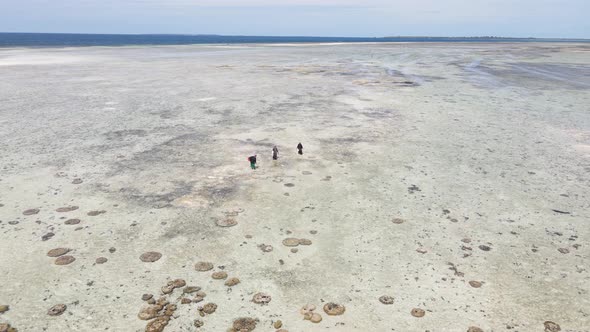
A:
[{"left": 1, "top": 31, "right": 589, "bottom": 41}]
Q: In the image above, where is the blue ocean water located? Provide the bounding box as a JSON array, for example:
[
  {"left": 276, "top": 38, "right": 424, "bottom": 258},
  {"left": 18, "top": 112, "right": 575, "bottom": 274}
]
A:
[{"left": 0, "top": 33, "right": 587, "bottom": 47}]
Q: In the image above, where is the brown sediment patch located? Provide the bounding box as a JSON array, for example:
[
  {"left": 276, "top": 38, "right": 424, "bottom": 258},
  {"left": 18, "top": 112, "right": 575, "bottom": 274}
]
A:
[
  {"left": 47, "top": 248, "right": 71, "bottom": 257},
  {"left": 140, "top": 252, "right": 162, "bottom": 262},
  {"left": 56, "top": 206, "right": 78, "bottom": 212},
  {"left": 468, "top": 327, "right": 484, "bottom": 332},
  {"left": 211, "top": 271, "right": 228, "bottom": 280},
  {"left": 411, "top": 308, "right": 425, "bottom": 317},
  {"left": 55, "top": 255, "right": 75, "bottom": 265},
  {"left": 23, "top": 208, "right": 40, "bottom": 216},
  {"left": 195, "top": 262, "right": 214, "bottom": 271},
  {"left": 47, "top": 304, "right": 67, "bottom": 316},
  {"left": 64, "top": 218, "right": 81, "bottom": 225},
  {"left": 323, "top": 303, "right": 345, "bottom": 315}
]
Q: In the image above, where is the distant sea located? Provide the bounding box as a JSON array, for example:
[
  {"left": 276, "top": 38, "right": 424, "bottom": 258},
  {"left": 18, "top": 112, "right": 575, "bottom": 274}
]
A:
[{"left": 0, "top": 33, "right": 588, "bottom": 48}]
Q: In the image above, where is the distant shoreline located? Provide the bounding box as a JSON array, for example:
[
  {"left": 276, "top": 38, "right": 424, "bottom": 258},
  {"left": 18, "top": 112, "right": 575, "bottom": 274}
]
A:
[{"left": 1, "top": 32, "right": 589, "bottom": 48}]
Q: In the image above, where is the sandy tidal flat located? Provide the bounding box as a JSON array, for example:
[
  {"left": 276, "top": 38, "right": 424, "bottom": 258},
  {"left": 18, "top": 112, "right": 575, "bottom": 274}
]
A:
[{"left": 0, "top": 43, "right": 589, "bottom": 332}]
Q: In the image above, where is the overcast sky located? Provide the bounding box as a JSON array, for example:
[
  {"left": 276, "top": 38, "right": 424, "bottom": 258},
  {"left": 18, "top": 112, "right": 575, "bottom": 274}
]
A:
[{"left": 0, "top": 0, "right": 588, "bottom": 38}]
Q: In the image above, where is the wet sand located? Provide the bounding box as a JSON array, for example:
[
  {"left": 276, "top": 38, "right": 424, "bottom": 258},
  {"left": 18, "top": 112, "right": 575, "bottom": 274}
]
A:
[{"left": 0, "top": 43, "right": 589, "bottom": 331}]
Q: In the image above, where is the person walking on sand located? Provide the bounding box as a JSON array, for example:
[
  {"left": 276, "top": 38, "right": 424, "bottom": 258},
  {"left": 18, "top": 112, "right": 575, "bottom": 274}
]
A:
[
  {"left": 297, "top": 142, "right": 303, "bottom": 155},
  {"left": 272, "top": 146, "right": 279, "bottom": 160},
  {"left": 248, "top": 154, "right": 257, "bottom": 170}
]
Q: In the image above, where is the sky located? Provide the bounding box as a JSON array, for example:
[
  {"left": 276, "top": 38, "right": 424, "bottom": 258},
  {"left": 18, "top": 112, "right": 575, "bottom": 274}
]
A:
[{"left": 0, "top": 0, "right": 588, "bottom": 38}]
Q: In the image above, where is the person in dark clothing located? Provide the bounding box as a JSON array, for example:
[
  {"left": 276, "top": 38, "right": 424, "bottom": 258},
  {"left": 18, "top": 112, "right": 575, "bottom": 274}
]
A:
[
  {"left": 297, "top": 142, "right": 303, "bottom": 155},
  {"left": 272, "top": 146, "right": 279, "bottom": 160},
  {"left": 248, "top": 155, "right": 257, "bottom": 169}
]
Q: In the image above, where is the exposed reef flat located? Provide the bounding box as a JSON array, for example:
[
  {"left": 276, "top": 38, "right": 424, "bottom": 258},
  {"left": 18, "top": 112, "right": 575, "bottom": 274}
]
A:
[{"left": 0, "top": 43, "right": 589, "bottom": 331}]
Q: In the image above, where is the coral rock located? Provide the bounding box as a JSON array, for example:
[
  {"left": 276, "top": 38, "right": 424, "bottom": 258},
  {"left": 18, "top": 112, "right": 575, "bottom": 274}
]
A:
[
  {"left": 47, "top": 304, "right": 67, "bottom": 316},
  {"left": 161, "top": 285, "right": 174, "bottom": 295},
  {"left": 201, "top": 303, "right": 217, "bottom": 314},
  {"left": 225, "top": 277, "right": 240, "bottom": 287},
  {"left": 95, "top": 257, "right": 108, "bottom": 264},
  {"left": 252, "top": 292, "right": 271, "bottom": 305},
  {"left": 145, "top": 316, "right": 169, "bottom": 332},
  {"left": 379, "top": 295, "right": 394, "bottom": 305},
  {"left": 216, "top": 218, "right": 237, "bottom": 227},
  {"left": 194, "top": 262, "right": 214, "bottom": 271},
  {"left": 171, "top": 279, "right": 186, "bottom": 288},
  {"left": 411, "top": 308, "right": 425, "bottom": 318},
  {"left": 47, "top": 248, "right": 71, "bottom": 257},
  {"left": 183, "top": 286, "right": 201, "bottom": 294},
  {"left": 140, "top": 252, "right": 162, "bottom": 262},
  {"left": 310, "top": 313, "right": 322, "bottom": 323},
  {"left": 22, "top": 208, "right": 40, "bottom": 216},
  {"left": 282, "top": 238, "right": 300, "bottom": 247},
  {"left": 64, "top": 219, "right": 81, "bottom": 225},
  {"left": 274, "top": 320, "right": 283, "bottom": 329},
  {"left": 56, "top": 206, "right": 78, "bottom": 213},
  {"left": 323, "top": 303, "right": 345, "bottom": 316},
  {"left": 87, "top": 210, "right": 106, "bottom": 216},
  {"left": 544, "top": 321, "right": 561, "bottom": 332},
  {"left": 298, "top": 239, "right": 312, "bottom": 246},
  {"left": 258, "top": 244, "right": 273, "bottom": 252},
  {"left": 138, "top": 305, "right": 161, "bottom": 320},
  {"left": 467, "top": 327, "right": 484, "bottom": 332},
  {"left": 469, "top": 281, "right": 483, "bottom": 288},
  {"left": 212, "top": 271, "right": 228, "bottom": 280},
  {"left": 231, "top": 317, "right": 257, "bottom": 332},
  {"left": 54, "top": 255, "right": 75, "bottom": 265}
]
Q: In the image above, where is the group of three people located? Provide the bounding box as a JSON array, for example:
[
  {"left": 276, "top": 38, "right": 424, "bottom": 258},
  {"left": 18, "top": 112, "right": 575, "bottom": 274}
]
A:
[{"left": 248, "top": 142, "right": 303, "bottom": 169}]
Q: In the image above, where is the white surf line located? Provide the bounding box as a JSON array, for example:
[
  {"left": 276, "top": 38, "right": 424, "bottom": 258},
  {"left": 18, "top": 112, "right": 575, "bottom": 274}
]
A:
[
  {"left": 510, "top": 64, "right": 590, "bottom": 88},
  {"left": 198, "top": 97, "right": 217, "bottom": 102}
]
